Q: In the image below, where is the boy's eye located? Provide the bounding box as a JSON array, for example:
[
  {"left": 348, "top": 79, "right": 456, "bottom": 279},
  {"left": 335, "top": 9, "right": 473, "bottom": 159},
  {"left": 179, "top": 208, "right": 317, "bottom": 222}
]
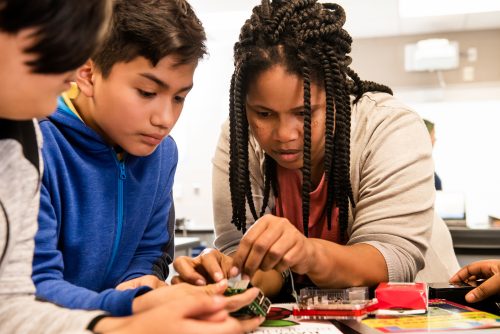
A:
[
  {"left": 296, "top": 111, "right": 306, "bottom": 117},
  {"left": 174, "top": 95, "right": 186, "bottom": 104},
  {"left": 137, "top": 89, "right": 156, "bottom": 98}
]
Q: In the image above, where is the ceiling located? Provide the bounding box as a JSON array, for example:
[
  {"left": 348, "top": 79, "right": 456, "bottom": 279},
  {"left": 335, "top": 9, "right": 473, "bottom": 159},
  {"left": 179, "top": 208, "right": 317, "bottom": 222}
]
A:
[{"left": 188, "top": 0, "right": 500, "bottom": 38}]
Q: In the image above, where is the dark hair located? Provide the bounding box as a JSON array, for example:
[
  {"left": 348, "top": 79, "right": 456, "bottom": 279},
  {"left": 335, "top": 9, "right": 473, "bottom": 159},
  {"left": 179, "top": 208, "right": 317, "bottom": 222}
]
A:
[
  {"left": 93, "top": 0, "right": 207, "bottom": 77},
  {"left": 229, "top": 0, "right": 393, "bottom": 240},
  {"left": 0, "top": 0, "right": 110, "bottom": 74}
]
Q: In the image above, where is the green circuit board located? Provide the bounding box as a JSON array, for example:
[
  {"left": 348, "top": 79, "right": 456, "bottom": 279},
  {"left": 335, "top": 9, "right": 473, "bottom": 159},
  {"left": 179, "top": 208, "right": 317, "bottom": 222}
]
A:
[{"left": 224, "top": 280, "right": 271, "bottom": 318}]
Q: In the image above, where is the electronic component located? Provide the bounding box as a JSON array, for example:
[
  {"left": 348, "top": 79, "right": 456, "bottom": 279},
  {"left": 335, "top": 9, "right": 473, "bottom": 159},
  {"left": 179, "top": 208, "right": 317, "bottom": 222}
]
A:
[
  {"left": 292, "top": 287, "right": 377, "bottom": 320},
  {"left": 428, "top": 282, "right": 474, "bottom": 302},
  {"left": 429, "top": 282, "right": 500, "bottom": 315},
  {"left": 224, "top": 279, "right": 271, "bottom": 318}
]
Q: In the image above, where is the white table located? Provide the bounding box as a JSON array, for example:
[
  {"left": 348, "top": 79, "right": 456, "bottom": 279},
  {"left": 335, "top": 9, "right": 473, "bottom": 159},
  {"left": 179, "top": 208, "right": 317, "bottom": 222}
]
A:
[{"left": 174, "top": 236, "right": 201, "bottom": 257}]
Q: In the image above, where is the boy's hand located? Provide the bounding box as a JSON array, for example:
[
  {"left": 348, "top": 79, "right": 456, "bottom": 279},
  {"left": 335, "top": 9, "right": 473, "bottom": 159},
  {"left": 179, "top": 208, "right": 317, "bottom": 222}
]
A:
[
  {"left": 172, "top": 248, "right": 239, "bottom": 285},
  {"left": 450, "top": 259, "right": 500, "bottom": 303},
  {"left": 132, "top": 281, "right": 226, "bottom": 314},
  {"left": 116, "top": 275, "right": 167, "bottom": 291},
  {"left": 132, "top": 280, "right": 262, "bottom": 315},
  {"left": 95, "top": 293, "right": 264, "bottom": 334}
]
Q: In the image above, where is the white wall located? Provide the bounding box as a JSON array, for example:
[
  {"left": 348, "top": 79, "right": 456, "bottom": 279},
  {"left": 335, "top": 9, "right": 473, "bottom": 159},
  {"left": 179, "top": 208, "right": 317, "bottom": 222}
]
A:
[
  {"left": 170, "top": 9, "right": 254, "bottom": 230},
  {"left": 396, "top": 84, "right": 500, "bottom": 226}
]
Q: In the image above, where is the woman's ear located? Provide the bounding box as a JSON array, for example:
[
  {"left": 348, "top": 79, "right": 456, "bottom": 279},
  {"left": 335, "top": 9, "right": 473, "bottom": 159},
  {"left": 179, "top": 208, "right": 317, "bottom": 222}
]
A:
[{"left": 75, "top": 60, "right": 97, "bottom": 98}]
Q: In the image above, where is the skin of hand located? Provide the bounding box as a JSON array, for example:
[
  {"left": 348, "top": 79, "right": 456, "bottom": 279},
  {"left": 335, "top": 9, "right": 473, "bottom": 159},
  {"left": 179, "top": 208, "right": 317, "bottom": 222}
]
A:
[
  {"left": 174, "top": 214, "right": 387, "bottom": 291},
  {"left": 94, "top": 293, "right": 264, "bottom": 334},
  {"left": 232, "top": 214, "right": 315, "bottom": 278},
  {"left": 232, "top": 214, "right": 388, "bottom": 288},
  {"left": 249, "top": 269, "right": 284, "bottom": 297},
  {"left": 172, "top": 248, "right": 284, "bottom": 297},
  {"left": 172, "top": 248, "right": 239, "bottom": 285},
  {"left": 116, "top": 275, "right": 167, "bottom": 291},
  {"left": 449, "top": 259, "right": 500, "bottom": 303},
  {"left": 132, "top": 279, "right": 263, "bottom": 316},
  {"left": 173, "top": 215, "right": 314, "bottom": 286}
]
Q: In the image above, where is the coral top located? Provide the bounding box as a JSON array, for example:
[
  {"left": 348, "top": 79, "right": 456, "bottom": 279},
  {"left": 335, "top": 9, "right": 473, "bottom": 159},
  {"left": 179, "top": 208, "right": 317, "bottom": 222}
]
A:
[{"left": 274, "top": 165, "right": 340, "bottom": 243}]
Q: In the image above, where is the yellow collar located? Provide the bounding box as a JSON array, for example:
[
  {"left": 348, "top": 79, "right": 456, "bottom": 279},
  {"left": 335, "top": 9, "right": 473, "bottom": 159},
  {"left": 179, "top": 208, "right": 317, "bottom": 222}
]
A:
[{"left": 61, "top": 82, "right": 84, "bottom": 122}]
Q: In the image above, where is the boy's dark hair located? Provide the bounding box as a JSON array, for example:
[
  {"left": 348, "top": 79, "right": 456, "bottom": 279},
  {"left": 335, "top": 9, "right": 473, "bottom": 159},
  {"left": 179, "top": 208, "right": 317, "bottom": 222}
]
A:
[
  {"left": 229, "top": 0, "right": 393, "bottom": 240},
  {"left": 0, "top": 0, "right": 110, "bottom": 74},
  {"left": 93, "top": 0, "right": 207, "bottom": 77}
]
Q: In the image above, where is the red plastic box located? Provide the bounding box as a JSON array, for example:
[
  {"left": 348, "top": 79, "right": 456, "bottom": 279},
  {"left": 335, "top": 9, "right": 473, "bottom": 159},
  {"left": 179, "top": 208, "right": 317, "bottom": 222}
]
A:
[{"left": 375, "top": 282, "right": 428, "bottom": 315}]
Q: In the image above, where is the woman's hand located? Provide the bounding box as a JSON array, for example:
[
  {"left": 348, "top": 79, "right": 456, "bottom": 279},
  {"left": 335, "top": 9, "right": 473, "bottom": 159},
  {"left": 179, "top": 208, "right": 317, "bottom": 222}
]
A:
[
  {"left": 450, "top": 259, "right": 500, "bottom": 302},
  {"left": 116, "top": 275, "right": 166, "bottom": 291},
  {"left": 232, "top": 214, "right": 314, "bottom": 278},
  {"left": 172, "top": 248, "right": 239, "bottom": 285}
]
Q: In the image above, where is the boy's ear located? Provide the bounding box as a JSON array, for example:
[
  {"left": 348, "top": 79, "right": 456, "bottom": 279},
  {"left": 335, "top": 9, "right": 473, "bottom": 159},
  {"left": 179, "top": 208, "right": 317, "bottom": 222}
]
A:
[{"left": 75, "top": 60, "right": 97, "bottom": 97}]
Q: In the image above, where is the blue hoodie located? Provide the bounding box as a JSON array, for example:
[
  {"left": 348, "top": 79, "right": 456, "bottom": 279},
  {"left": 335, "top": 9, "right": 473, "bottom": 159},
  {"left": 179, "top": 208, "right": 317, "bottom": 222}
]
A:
[{"left": 32, "top": 98, "right": 177, "bottom": 316}]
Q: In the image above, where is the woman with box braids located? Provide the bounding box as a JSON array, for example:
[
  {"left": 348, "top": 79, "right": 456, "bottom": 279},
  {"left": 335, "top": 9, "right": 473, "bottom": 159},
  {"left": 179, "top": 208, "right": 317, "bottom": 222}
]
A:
[
  {"left": 228, "top": 0, "right": 392, "bottom": 238},
  {"left": 173, "top": 0, "right": 459, "bottom": 298}
]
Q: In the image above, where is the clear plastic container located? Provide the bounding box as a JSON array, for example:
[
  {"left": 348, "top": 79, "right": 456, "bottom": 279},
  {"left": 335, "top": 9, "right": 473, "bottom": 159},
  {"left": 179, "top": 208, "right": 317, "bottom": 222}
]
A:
[{"left": 293, "top": 287, "right": 377, "bottom": 320}]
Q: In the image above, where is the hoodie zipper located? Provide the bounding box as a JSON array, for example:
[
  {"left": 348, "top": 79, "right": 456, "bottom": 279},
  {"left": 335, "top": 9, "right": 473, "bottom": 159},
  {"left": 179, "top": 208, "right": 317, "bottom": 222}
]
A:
[{"left": 104, "top": 154, "right": 127, "bottom": 279}]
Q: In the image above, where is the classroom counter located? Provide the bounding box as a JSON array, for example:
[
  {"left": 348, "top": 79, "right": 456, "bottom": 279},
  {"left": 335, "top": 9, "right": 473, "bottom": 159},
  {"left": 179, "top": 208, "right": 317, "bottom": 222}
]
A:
[
  {"left": 450, "top": 226, "right": 500, "bottom": 250},
  {"left": 448, "top": 225, "right": 500, "bottom": 267}
]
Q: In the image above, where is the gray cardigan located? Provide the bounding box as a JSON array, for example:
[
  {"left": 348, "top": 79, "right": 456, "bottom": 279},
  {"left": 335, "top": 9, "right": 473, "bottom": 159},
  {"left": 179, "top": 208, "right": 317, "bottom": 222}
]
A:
[
  {"left": 212, "top": 92, "right": 459, "bottom": 283},
  {"left": 0, "top": 119, "right": 103, "bottom": 334}
]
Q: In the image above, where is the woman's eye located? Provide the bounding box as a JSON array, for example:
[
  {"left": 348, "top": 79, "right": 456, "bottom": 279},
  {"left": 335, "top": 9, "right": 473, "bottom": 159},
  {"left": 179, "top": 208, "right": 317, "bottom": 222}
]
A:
[
  {"left": 137, "top": 89, "right": 156, "bottom": 98},
  {"left": 257, "top": 111, "right": 271, "bottom": 118}
]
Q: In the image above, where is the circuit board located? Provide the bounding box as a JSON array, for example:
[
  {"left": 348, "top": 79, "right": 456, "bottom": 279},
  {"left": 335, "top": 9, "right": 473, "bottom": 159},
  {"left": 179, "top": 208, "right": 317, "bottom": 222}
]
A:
[{"left": 224, "top": 279, "right": 271, "bottom": 317}]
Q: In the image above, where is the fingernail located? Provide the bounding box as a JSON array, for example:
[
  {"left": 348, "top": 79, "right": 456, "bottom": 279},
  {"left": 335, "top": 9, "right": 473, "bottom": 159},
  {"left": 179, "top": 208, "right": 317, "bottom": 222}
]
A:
[
  {"left": 217, "top": 278, "right": 228, "bottom": 287},
  {"left": 214, "top": 272, "right": 223, "bottom": 282},
  {"left": 195, "top": 279, "right": 206, "bottom": 286},
  {"left": 465, "top": 292, "right": 476, "bottom": 302},
  {"left": 230, "top": 266, "right": 239, "bottom": 277}
]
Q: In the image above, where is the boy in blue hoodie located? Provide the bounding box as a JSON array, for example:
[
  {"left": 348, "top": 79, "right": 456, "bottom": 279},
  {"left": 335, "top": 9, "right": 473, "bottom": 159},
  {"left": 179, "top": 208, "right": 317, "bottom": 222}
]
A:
[{"left": 32, "top": 0, "right": 206, "bottom": 316}]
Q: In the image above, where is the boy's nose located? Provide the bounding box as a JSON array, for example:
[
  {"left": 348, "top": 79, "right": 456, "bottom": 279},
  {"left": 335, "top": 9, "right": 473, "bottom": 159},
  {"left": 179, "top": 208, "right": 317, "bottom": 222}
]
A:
[{"left": 151, "top": 103, "right": 175, "bottom": 130}]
